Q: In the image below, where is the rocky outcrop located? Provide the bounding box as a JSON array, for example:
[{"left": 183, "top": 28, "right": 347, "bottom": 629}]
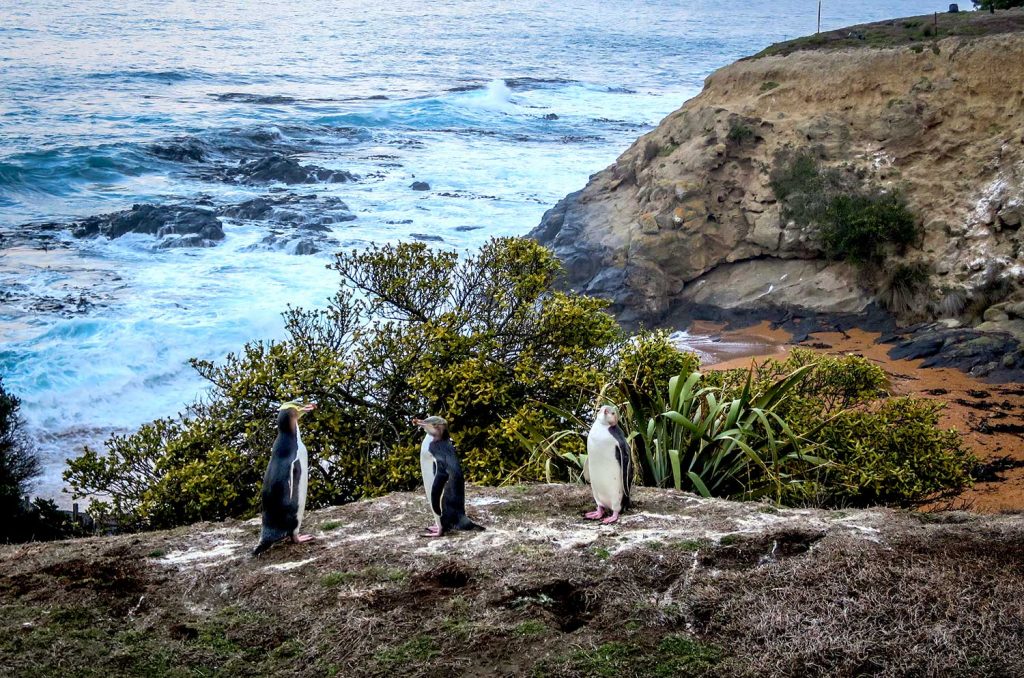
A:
[
  {"left": 209, "top": 154, "right": 357, "bottom": 185},
  {"left": 219, "top": 193, "right": 355, "bottom": 256},
  {"left": 533, "top": 15, "right": 1024, "bottom": 334},
  {"left": 71, "top": 204, "right": 225, "bottom": 248}
]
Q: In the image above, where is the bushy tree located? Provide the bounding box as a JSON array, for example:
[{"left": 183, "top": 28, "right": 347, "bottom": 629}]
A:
[
  {"left": 1, "top": 378, "right": 39, "bottom": 533},
  {"left": 66, "top": 238, "right": 687, "bottom": 530},
  {"left": 972, "top": 0, "right": 1024, "bottom": 9},
  {"left": 1, "top": 378, "right": 84, "bottom": 542}
]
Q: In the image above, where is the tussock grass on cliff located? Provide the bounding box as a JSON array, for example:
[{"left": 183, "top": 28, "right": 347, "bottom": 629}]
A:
[{"left": 750, "top": 9, "right": 1024, "bottom": 60}]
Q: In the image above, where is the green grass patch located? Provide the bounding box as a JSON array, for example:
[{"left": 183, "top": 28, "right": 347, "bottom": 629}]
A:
[
  {"left": 760, "top": 81, "right": 780, "bottom": 92},
  {"left": 672, "top": 539, "right": 707, "bottom": 552},
  {"left": 655, "top": 635, "right": 723, "bottom": 675},
  {"left": 515, "top": 619, "right": 548, "bottom": 637},
  {"left": 320, "top": 520, "right": 343, "bottom": 531},
  {"left": 321, "top": 571, "right": 358, "bottom": 588},
  {"left": 374, "top": 635, "right": 439, "bottom": 669}
]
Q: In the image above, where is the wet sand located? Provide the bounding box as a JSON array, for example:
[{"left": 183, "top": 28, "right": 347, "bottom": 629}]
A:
[{"left": 702, "top": 323, "right": 1024, "bottom": 513}]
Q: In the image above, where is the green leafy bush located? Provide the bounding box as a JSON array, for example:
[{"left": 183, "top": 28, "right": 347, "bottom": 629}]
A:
[
  {"left": 809, "top": 397, "right": 974, "bottom": 506},
  {"left": 66, "top": 238, "right": 688, "bottom": 530},
  {"left": 726, "top": 122, "right": 755, "bottom": 144},
  {"left": 528, "top": 349, "right": 974, "bottom": 508},
  {"left": 716, "top": 350, "right": 974, "bottom": 506},
  {"left": 770, "top": 149, "right": 919, "bottom": 263}
]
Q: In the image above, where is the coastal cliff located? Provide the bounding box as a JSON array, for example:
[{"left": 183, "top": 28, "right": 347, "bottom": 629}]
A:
[{"left": 533, "top": 11, "right": 1024, "bottom": 345}]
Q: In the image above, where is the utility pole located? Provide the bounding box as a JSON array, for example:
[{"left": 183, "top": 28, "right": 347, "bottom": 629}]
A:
[{"left": 817, "top": 1, "right": 822, "bottom": 34}]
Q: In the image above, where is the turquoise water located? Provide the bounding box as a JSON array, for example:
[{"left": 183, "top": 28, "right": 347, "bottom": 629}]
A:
[{"left": 0, "top": 0, "right": 942, "bottom": 500}]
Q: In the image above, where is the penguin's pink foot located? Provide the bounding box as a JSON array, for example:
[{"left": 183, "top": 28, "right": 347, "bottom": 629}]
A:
[
  {"left": 292, "top": 534, "right": 315, "bottom": 543},
  {"left": 422, "top": 525, "right": 444, "bottom": 538},
  {"left": 585, "top": 507, "right": 605, "bottom": 520},
  {"left": 600, "top": 512, "right": 620, "bottom": 525}
]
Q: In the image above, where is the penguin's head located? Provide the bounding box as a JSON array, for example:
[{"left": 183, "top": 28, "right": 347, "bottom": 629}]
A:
[
  {"left": 277, "top": 399, "right": 316, "bottom": 431},
  {"left": 596, "top": 405, "right": 620, "bottom": 428},
  {"left": 413, "top": 415, "right": 448, "bottom": 439}
]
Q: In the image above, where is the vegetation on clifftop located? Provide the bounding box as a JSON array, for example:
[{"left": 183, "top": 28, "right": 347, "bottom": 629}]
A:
[
  {"left": 64, "top": 240, "right": 975, "bottom": 531},
  {"left": 750, "top": 9, "right": 1024, "bottom": 60},
  {"left": 64, "top": 238, "right": 687, "bottom": 530}
]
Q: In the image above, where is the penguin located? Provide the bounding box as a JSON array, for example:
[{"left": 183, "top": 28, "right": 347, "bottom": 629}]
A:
[
  {"left": 253, "top": 399, "right": 317, "bottom": 556},
  {"left": 413, "top": 416, "right": 484, "bottom": 537},
  {"left": 584, "top": 404, "right": 632, "bottom": 524}
]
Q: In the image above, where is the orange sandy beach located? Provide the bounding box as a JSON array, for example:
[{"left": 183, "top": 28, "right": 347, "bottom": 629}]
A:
[{"left": 699, "top": 322, "right": 1024, "bottom": 514}]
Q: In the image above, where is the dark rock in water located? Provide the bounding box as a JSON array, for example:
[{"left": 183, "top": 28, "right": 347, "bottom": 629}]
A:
[
  {"left": 292, "top": 239, "right": 320, "bottom": 255},
  {"left": 158, "top": 234, "right": 220, "bottom": 249},
  {"left": 454, "top": 225, "right": 483, "bottom": 232},
  {"left": 410, "top": 181, "right": 431, "bottom": 191},
  {"left": 242, "top": 232, "right": 333, "bottom": 256},
  {"left": 385, "top": 219, "right": 414, "bottom": 225},
  {"left": 218, "top": 193, "right": 356, "bottom": 226},
  {"left": 147, "top": 137, "right": 209, "bottom": 163},
  {"left": 70, "top": 204, "right": 225, "bottom": 247},
  {"left": 228, "top": 155, "right": 357, "bottom": 185},
  {"left": 411, "top": 233, "right": 444, "bottom": 242},
  {"left": 212, "top": 92, "right": 297, "bottom": 105},
  {"left": 543, "top": 113, "right": 559, "bottom": 120},
  {"left": 221, "top": 193, "right": 352, "bottom": 255}
]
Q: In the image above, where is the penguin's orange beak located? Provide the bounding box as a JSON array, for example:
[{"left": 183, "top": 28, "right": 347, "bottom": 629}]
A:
[{"left": 300, "top": 402, "right": 316, "bottom": 414}]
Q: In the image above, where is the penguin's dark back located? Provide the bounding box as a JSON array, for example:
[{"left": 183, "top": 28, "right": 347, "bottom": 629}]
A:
[{"left": 260, "top": 428, "right": 300, "bottom": 533}]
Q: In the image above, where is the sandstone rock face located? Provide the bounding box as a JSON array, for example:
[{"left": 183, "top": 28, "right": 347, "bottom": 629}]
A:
[{"left": 532, "top": 32, "right": 1024, "bottom": 327}]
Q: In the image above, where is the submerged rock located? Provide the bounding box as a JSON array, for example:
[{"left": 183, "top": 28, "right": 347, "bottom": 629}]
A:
[
  {"left": 70, "top": 204, "right": 225, "bottom": 247},
  {"left": 410, "top": 181, "right": 431, "bottom": 191}
]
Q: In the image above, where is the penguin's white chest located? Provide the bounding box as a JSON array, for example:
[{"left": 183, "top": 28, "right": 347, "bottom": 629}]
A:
[
  {"left": 587, "top": 424, "right": 624, "bottom": 511},
  {"left": 294, "top": 430, "right": 309, "bottom": 534},
  {"left": 420, "top": 434, "right": 439, "bottom": 520}
]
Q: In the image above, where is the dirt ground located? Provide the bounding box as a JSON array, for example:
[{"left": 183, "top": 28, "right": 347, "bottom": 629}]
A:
[
  {"left": 2, "top": 485, "right": 1023, "bottom": 677},
  {"left": 701, "top": 322, "right": 1024, "bottom": 514}
]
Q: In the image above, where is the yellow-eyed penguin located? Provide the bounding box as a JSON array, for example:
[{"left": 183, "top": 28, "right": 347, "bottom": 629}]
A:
[
  {"left": 584, "top": 404, "right": 632, "bottom": 524},
  {"left": 413, "top": 416, "right": 484, "bottom": 537},
  {"left": 253, "top": 399, "right": 316, "bottom": 556}
]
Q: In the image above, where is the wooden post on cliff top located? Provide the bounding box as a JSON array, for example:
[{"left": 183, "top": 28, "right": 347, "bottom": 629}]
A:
[{"left": 817, "top": 1, "right": 821, "bottom": 34}]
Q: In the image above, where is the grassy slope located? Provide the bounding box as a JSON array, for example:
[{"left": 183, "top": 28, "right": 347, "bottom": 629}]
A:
[
  {"left": 2, "top": 485, "right": 1023, "bottom": 677},
  {"left": 749, "top": 7, "right": 1024, "bottom": 59}
]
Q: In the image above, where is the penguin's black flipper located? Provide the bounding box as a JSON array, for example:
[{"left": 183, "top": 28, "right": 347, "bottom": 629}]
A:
[
  {"left": 611, "top": 424, "right": 633, "bottom": 510},
  {"left": 430, "top": 463, "right": 450, "bottom": 517}
]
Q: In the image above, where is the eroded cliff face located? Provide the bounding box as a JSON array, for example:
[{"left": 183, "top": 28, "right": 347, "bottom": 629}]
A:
[{"left": 533, "top": 25, "right": 1024, "bottom": 335}]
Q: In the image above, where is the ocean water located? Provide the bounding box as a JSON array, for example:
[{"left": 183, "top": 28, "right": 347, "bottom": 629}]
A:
[{"left": 0, "top": 0, "right": 940, "bottom": 501}]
